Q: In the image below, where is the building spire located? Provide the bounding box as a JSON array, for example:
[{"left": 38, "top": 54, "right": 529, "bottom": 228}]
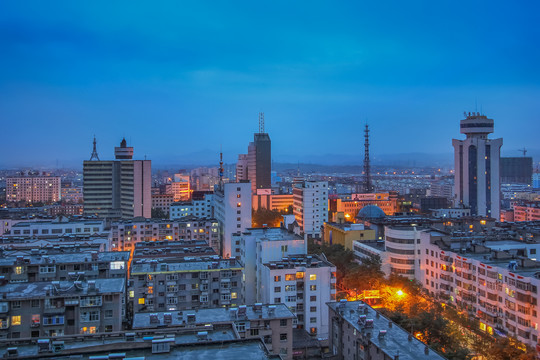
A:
[
  {"left": 90, "top": 136, "right": 100, "bottom": 161},
  {"left": 219, "top": 146, "right": 224, "bottom": 185},
  {"left": 363, "top": 124, "right": 373, "bottom": 193},
  {"left": 258, "top": 112, "right": 265, "bottom": 133}
]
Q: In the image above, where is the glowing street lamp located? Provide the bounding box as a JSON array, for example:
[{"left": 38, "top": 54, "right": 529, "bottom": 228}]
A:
[{"left": 396, "top": 290, "right": 404, "bottom": 297}]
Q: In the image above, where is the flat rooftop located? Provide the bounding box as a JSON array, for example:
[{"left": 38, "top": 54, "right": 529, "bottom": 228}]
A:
[
  {"left": 0, "top": 251, "right": 129, "bottom": 266},
  {"left": 242, "top": 227, "right": 304, "bottom": 241},
  {"left": 0, "top": 278, "right": 125, "bottom": 299},
  {"left": 133, "top": 304, "right": 295, "bottom": 329},
  {"left": 131, "top": 257, "right": 242, "bottom": 274},
  {"left": 264, "top": 254, "right": 335, "bottom": 270},
  {"left": 328, "top": 301, "right": 447, "bottom": 360}
]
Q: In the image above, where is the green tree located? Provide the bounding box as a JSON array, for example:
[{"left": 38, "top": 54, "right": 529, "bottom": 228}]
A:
[{"left": 151, "top": 208, "right": 168, "bottom": 219}]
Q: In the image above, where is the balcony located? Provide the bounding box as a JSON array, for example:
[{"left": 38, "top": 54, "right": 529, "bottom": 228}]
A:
[{"left": 44, "top": 306, "right": 65, "bottom": 314}]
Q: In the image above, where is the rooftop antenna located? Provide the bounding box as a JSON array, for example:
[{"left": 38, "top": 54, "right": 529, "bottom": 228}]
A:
[
  {"left": 363, "top": 124, "right": 373, "bottom": 193},
  {"left": 219, "top": 145, "right": 224, "bottom": 184},
  {"left": 89, "top": 135, "right": 100, "bottom": 161},
  {"left": 258, "top": 112, "right": 265, "bottom": 133},
  {"left": 518, "top": 148, "right": 527, "bottom": 157}
]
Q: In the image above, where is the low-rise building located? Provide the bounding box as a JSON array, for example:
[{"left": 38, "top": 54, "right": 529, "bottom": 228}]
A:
[
  {"left": 322, "top": 222, "right": 376, "bottom": 250},
  {"left": 132, "top": 304, "right": 295, "bottom": 359},
  {"left": 130, "top": 256, "right": 243, "bottom": 313},
  {"left": 5, "top": 218, "right": 106, "bottom": 238},
  {"left": 0, "top": 278, "right": 125, "bottom": 339},
  {"left": 327, "top": 300, "right": 446, "bottom": 360},
  {"left": 110, "top": 217, "right": 220, "bottom": 253},
  {"left": 151, "top": 193, "right": 175, "bottom": 215}
]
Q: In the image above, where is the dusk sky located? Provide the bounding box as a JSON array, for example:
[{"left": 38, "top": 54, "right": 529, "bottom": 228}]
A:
[{"left": 1, "top": 1, "right": 539, "bottom": 168}]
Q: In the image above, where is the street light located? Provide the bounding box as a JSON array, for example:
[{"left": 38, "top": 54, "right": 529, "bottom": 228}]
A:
[{"left": 396, "top": 290, "right": 404, "bottom": 297}]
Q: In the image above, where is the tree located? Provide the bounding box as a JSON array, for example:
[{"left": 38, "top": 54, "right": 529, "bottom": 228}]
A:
[
  {"left": 252, "top": 208, "right": 284, "bottom": 227},
  {"left": 151, "top": 208, "right": 168, "bottom": 219}
]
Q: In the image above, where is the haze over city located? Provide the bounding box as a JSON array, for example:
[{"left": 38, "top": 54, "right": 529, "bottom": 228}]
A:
[{"left": 1, "top": 1, "right": 540, "bottom": 168}]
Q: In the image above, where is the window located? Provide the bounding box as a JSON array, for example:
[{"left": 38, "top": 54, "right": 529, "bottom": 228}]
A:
[
  {"left": 310, "top": 306, "right": 317, "bottom": 312},
  {"left": 310, "top": 296, "right": 316, "bottom": 301},
  {"left": 309, "top": 274, "right": 317, "bottom": 281},
  {"left": 274, "top": 276, "right": 281, "bottom": 282},
  {"left": 12, "top": 301, "right": 21, "bottom": 309},
  {"left": 274, "top": 287, "right": 281, "bottom": 293},
  {"left": 138, "top": 298, "right": 145, "bottom": 305},
  {"left": 280, "top": 319, "right": 287, "bottom": 326},
  {"left": 274, "top": 297, "right": 281, "bottom": 303},
  {"left": 310, "top": 285, "right": 317, "bottom": 291},
  {"left": 296, "top": 272, "right": 304, "bottom": 279},
  {"left": 285, "top": 274, "right": 295, "bottom": 281},
  {"left": 11, "top": 315, "right": 21, "bottom": 326},
  {"left": 310, "top": 317, "right": 317, "bottom": 323},
  {"left": 280, "top": 333, "right": 287, "bottom": 341},
  {"left": 105, "top": 310, "right": 113, "bottom": 318},
  {"left": 31, "top": 300, "right": 39, "bottom": 308},
  {"left": 14, "top": 266, "right": 24, "bottom": 275}
]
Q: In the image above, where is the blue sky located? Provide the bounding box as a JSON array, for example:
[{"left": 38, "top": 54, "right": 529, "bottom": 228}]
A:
[{"left": 1, "top": 1, "right": 539, "bottom": 168}]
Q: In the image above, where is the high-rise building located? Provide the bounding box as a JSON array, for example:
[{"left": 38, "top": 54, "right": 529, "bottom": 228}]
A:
[
  {"left": 213, "top": 181, "right": 252, "bottom": 258},
  {"left": 452, "top": 113, "right": 502, "bottom": 217},
  {"left": 6, "top": 174, "right": 61, "bottom": 204},
  {"left": 293, "top": 181, "right": 328, "bottom": 239},
  {"left": 500, "top": 157, "right": 533, "bottom": 185},
  {"left": 83, "top": 138, "right": 151, "bottom": 219},
  {"left": 237, "top": 113, "right": 271, "bottom": 194}
]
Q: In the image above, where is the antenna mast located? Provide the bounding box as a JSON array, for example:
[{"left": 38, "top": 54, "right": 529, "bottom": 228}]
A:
[
  {"left": 258, "top": 112, "right": 265, "bottom": 133},
  {"left": 219, "top": 146, "right": 224, "bottom": 184},
  {"left": 89, "top": 136, "right": 100, "bottom": 161},
  {"left": 518, "top": 148, "right": 527, "bottom": 157},
  {"left": 363, "top": 124, "right": 373, "bottom": 193}
]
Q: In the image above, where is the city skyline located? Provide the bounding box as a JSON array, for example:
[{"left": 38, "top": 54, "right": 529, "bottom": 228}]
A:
[{"left": 1, "top": 2, "right": 539, "bottom": 167}]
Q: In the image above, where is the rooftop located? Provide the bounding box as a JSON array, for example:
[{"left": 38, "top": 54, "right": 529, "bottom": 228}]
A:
[
  {"left": 132, "top": 303, "right": 295, "bottom": 329},
  {"left": 0, "top": 278, "right": 125, "bottom": 299},
  {"left": 131, "top": 257, "right": 242, "bottom": 274},
  {"left": 328, "top": 301, "right": 447, "bottom": 360},
  {"left": 242, "top": 227, "right": 303, "bottom": 241},
  {"left": 264, "top": 254, "right": 335, "bottom": 270},
  {"left": 0, "top": 250, "right": 129, "bottom": 266}
]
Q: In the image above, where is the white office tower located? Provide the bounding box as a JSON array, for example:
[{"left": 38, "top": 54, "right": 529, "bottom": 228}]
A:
[
  {"left": 293, "top": 181, "right": 328, "bottom": 239},
  {"left": 452, "top": 113, "right": 502, "bottom": 217},
  {"left": 213, "top": 181, "right": 252, "bottom": 258}
]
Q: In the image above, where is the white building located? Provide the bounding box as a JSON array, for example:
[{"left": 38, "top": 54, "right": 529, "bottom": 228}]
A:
[
  {"left": 234, "top": 227, "right": 306, "bottom": 304},
  {"left": 452, "top": 113, "right": 502, "bottom": 218},
  {"left": 170, "top": 194, "right": 213, "bottom": 220},
  {"left": 419, "top": 230, "right": 540, "bottom": 348},
  {"left": 260, "top": 254, "right": 336, "bottom": 339},
  {"left": 213, "top": 181, "right": 252, "bottom": 258},
  {"left": 293, "top": 181, "right": 328, "bottom": 239},
  {"left": 431, "top": 208, "right": 471, "bottom": 219},
  {"left": 6, "top": 217, "right": 106, "bottom": 238}
]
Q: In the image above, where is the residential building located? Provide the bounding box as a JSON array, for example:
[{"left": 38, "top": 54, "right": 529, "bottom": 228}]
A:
[
  {"left": 60, "top": 184, "right": 83, "bottom": 204},
  {"left": 132, "top": 304, "right": 295, "bottom": 359},
  {"left": 322, "top": 222, "right": 376, "bottom": 250},
  {"left": 235, "top": 227, "right": 306, "bottom": 304},
  {"left": 6, "top": 175, "right": 61, "bottom": 204},
  {"left": 0, "top": 278, "right": 125, "bottom": 338},
  {"left": 171, "top": 174, "right": 191, "bottom": 202},
  {"left": 132, "top": 240, "right": 217, "bottom": 261},
  {"left": 5, "top": 218, "right": 106, "bottom": 238},
  {"left": 45, "top": 204, "right": 83, "bottom": 216},
  {"left": 110, "top": 218, "right": 220, "bottom": 253},
  {"left": 419, "top": 230, "right": 540, "bottom": 348},
  {"left": 453, "top": 112, "right": 502, "bottom": 217},
  {"left": 169, "top": 193, "right": 213, "bottom": 219},
  {"left": 0, "top": 250, "right": 129, "bottom": 282},
  {"left": 252, "top": 193, "right": 294, "bottom": 212},
  {"left": 83, "top": 138, "right": 151, "bottom": 219},
  {"left": 213, "top": 181, "right": 252, "bottom": 258},
  {"left": 327, "top": 300, "right": 446, "bottom": 360},
  {"left": 331, "top": 192, "right": 398, "bottom": 221},
  {"left": 151, "top": 193, "right": 175, "bottom": 215},
  {"left": 513, "top": 202, "right": 540, "bottom": 222},
  {"left": 130, "top": 256, "right": 243, "bottom": 313},
  {"left": 293, "top": 181, "right": 328, "bottom": 239},
  {"left": 260, "top": 254, "right": 336, "bottom": 339}
]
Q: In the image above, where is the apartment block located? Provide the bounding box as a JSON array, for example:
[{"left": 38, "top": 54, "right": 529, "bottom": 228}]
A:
[
  {"left": 132, "top": 304, "right": 295, "bottom": 359},
  {"left": 213, "top": 181, "right": 252, "bottom": 258},
  {"left": 169, "top": 194, "right": 213, "bottom": 219},
  {"left": 260, "top": 254, "right": 336, "bottom": 339},
  {"left": 6, "top": 175, "right": 61, "bottom": 204},
  {"left": 0, "top": 278, "right": 125, "bottom": 338},
  {"left": 327, "top": 300, "right": 446, "bottom": 360},
  {"left": 5, "top": 218, "right": 106, "bottom": 238},
  {"left": 110, "top": 218, "right": 220, "bottom": 253},
  {"left": 293, "top": 181, "right": 328, "bottom": 239},
  {"left": 130, "top": 256, "right": 243, "bottom": 313}
]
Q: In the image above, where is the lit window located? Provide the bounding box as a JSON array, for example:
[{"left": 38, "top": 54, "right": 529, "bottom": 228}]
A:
[
  {"left": 237, "top": 202, "right": 241, "bottom": 207},
  {"left": 138, "top": 298, "right": 145, "bottom": 305},
  {"left": 11, "top": 316, "right": 21, "bottom": 326},
  {"left": 296, "top": 272, "right": 304, "bottom": 279},
  {"left": 14, "top": 266, "right": 24, "bottom": 275},
  {"left": 231, "top": 292, "right": 237, "bottom": 299},
  {"left": 309, "top": 274, "right": 317, "bottom": 281},
  {"left": 32, "top": 314, "right": 40, "bottom": 325},
  {"left": 129, "top": 291, "right": 134, "bottom": 298}
]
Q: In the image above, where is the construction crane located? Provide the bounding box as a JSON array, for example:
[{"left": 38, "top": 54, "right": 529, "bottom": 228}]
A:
[{"left": 518, "top": 148, "right": 527, "bottom": 157}]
